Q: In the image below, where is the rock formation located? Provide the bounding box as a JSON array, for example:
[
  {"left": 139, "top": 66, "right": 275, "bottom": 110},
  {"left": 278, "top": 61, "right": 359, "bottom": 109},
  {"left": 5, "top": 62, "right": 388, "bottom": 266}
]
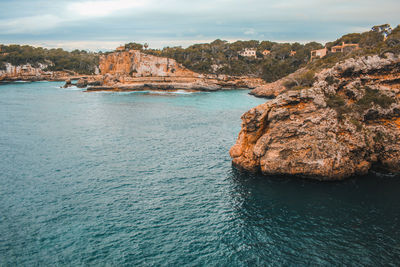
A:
[
  {"left": 0, "top": 62, "right": 87, "bottom": 82},
  {"left": 249, "top": 68, "right": 306, "bottom": 98},
  {"left": 86, "top": 50, "right": 266, "bottom": 91},
  {"left": 230, "top": 53, "right": 400, "bottom": 180},
  {"left": 99, "top": 50, "right": 197, "bottom": 78}
]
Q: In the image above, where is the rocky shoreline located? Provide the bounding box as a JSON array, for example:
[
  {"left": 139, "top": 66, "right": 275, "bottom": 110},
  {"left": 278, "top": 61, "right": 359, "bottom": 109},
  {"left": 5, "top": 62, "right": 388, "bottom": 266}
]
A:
[
  {"left": 230, "top": 54, "right": 400, "bottom": 180},
  {"left": 83, "top": 76, "right": 266, "bottom": 92},
  {"left": 0, "top": 62, "right": 95, "bottom": 83},
  {"left": 1, "top": 50, "right": 267, "bottom": 91},
  {"left": 63, "top": 50, "right": 267, "bottom": 92}
]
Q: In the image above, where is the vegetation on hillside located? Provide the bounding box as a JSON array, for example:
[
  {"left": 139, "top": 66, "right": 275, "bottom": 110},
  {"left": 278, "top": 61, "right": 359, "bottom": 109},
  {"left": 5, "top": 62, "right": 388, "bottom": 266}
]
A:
[
  {"left": 309, "top": 24, "right": 400, "bottom": 71},
  {"left": 140, "top": 40, "right": 322, "bottom": 82},
  {"left": 127, "top": 24, "right": 400, "bottom": 83},
  {"left": 1, "top": 24, "right": 398, "bottom": 80},
  {"left": 0, "top": 45, "right": 99, "bottom": 74},
  {"left": 275, "top": 24, "right": 400, "bottom": 92}
]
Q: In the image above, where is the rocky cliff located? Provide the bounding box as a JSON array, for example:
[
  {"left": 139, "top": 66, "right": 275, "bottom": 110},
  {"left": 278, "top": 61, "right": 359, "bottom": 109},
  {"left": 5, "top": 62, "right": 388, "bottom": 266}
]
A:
[
  {"left": 249, "top": 68, "right": 306, "bottom": 98},
  {"left": 100, "top": 50, "right": 197, "bottom": 79},
  {"left": 230, "top": 53, "right": 400, "bottom": 180},
  {"left": 86, "top": 50, "right": 266, "bottom": 91},
  {"left": 0, "top": 62, "right": 71, "bottom": 81}
]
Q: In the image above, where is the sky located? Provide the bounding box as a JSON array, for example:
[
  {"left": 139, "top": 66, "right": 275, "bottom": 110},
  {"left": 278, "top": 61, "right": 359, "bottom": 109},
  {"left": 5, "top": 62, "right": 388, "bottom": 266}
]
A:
[{"left": 0, "top": 0, "right": 399, "bottom": 51}]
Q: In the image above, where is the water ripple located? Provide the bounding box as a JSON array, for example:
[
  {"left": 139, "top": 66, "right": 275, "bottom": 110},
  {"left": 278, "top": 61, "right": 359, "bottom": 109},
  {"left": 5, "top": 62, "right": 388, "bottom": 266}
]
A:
[{"left": 0, "top": 82, "right": 399, "bottom": 266}]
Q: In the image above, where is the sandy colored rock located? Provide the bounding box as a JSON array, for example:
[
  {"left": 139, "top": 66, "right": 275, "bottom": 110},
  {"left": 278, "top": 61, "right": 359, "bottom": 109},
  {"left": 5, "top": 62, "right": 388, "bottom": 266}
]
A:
[
  {"left": 100, "top": 50, "right": 198, "bottom": 78},
  {"left": 230, "top": 54, "right": 400, "bottom": 180},
  {"left": 89, "top": 50, "right": 267, "bottom": 91},
  {"left": 249, "top": 68, "right": 308, "bottom": 98}
]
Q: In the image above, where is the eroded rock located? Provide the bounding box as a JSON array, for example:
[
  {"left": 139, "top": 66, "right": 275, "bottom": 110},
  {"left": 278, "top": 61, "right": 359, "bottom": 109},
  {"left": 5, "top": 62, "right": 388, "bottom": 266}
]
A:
[
  {"left": 89, "top": 50, "right": 267, "bottom": 91},
  {"left": 230, "top": 54, "right": 400, "bottom": 180}
]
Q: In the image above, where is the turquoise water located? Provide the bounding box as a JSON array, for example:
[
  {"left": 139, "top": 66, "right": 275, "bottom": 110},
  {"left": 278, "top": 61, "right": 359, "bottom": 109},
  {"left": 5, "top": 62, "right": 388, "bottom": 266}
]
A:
[{"left": 1, "top": 82, "right": 400, "bottom": 266}]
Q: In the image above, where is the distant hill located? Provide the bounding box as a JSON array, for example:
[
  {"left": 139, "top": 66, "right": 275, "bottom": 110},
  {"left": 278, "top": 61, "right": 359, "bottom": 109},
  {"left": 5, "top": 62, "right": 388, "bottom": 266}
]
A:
[
  {"left": 134, "top": 24, "right": 399, "bottom": 82},
  {"left": 1, "top": 24, "right": 399, "bottom": 80},
  {"left": 142, "top": 40, "right": 323, "bottom": 82}
]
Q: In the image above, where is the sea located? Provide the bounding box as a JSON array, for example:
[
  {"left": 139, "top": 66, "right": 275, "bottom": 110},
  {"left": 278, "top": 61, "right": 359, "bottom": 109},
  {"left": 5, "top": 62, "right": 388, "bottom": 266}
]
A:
[{"left": 1, "top": 81, "right": 400, "bottom": 266}]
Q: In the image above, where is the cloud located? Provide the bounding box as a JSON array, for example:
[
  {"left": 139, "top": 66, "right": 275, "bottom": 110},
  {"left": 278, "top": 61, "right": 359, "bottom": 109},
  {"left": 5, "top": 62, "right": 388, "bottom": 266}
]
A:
[
  {"left": 0, "top": 15, "right": 64, "bottom": 34},
  {"left": 244, "top": 28, "right": 256, "bottom": 35},
  {"left": 0, "top": 0, "right": 399, "bottom": 50},
  {"left": 0, "top": 0, "right": 151, "bottom": 34},
  {"left": 67, "top": 0, "right": 147, "bottom": 18}
]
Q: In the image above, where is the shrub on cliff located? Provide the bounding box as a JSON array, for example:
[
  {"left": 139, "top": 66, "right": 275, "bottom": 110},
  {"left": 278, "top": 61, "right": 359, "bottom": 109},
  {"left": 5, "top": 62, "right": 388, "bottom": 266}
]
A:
[
  {"left": 356, "top": 86, "right": 395, "bottom": 110},
  {"left": 142, "top": 40, "right": 321, "bottom": 81},
  {"left": 283, "top": 70, "right": 316, "bottom": 90},
  {"left": 309, "top": 24, "right": 400, "bottom": 72}
]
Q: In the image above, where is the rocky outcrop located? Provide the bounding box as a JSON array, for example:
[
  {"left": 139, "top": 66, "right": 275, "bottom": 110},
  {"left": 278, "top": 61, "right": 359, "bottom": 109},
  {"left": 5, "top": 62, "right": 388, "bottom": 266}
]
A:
[
  {"left": 100, "top": 50, "right": 197, "bottom": 78},
  {"left": 230, "top": 54, "right": 400, "bottom": 180},
  {"left": 249, "top": 68, "right": 306, "bottom": 98},
  {"left": 0, "top": 62, "right": 73, "bottom": 81},
  {"left": 86, "top": 50, "right": 266, "bottom": 91},
  {"left": 75, "top": 76, "right": 103, "bottom": 88}
]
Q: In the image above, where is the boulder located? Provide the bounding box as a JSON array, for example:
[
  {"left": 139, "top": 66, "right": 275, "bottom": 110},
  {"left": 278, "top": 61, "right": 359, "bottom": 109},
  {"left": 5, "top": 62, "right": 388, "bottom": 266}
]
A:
[
  {"left": 76, "top": 78, "right": 88, "bottom": 88},
  {"left": 63, "top": 78, "right": 72, "bottom": 88}
]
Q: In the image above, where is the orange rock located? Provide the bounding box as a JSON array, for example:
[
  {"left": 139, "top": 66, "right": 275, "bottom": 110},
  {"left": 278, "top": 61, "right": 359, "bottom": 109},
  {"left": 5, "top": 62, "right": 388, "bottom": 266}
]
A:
[{"left": 231, "top": 54, "right": 400, "bottom": 180}]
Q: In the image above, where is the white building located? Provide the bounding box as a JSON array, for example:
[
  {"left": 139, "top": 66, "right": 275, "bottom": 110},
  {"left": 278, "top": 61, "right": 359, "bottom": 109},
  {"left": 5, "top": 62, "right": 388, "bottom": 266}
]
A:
[{"left": 239, "top": 48, "right": 257, "bottom": 58}]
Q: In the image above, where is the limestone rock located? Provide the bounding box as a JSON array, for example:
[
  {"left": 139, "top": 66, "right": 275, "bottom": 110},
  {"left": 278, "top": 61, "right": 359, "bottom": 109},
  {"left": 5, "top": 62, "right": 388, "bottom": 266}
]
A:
[
  {"left": 230, "top": 54, "right": 400, "bottom": 180},
  {"left": 250, "top": 68, "right": 307, "bottom": 98},
  {"left": 90, "top": 50, "right": 268, "bottom": 91},
  {"left": 99, "top": 50, "right": 198, "bottom": 78}
]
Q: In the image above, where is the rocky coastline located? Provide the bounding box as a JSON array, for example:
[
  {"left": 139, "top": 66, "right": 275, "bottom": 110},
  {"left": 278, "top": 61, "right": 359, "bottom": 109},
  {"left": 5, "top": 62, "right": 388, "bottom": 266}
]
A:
[
  {"left": 1, "top": 50, "right": 267, "bottom": 91},
  {"left": 230, "top": 54, "right": 400, "bottom": 180},
  {"left": 0, "top": 62, "right": 95, "bottom": 83},
  {"left": 84, "top": 75, "right": 266, "bottom": 92},
  {"left": 75, "top": 50, "right": 267, "bottom": 92}
]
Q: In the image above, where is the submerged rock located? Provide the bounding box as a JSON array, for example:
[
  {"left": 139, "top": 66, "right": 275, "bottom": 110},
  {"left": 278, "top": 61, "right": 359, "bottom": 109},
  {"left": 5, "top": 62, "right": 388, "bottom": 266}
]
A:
[{"left": 230, "top": 54, "right": 400, "bottom": 180}]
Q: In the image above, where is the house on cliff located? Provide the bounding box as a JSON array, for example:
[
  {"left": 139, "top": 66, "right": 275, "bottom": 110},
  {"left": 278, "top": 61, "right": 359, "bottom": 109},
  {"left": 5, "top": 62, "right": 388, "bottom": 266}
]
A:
[
  {"left": 116, "top": 46, "right": 125, "bottom": 52},
  {"left": 310, "top": 47, "right": 328, "bottom": 61},
  {"left": 310, "top": 42, "right": 359, "bottom": 61},
  {"left": 331, "top": 42, "right": 359, "bottom": 53},
  {"left": 262, "top": 50, "right": 271, "bottom": 56}
]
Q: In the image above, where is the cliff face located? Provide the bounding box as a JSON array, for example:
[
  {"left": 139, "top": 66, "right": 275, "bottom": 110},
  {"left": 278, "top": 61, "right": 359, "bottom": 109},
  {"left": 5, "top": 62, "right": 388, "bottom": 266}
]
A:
[
  {"left": 89, "top": 50, "right": 266, "bottom": 91},
  {"left": 0, "top": 62, "right": 80, "bottom": 81},
  {"left": 230, "top": 54, "right": 400, "bottom": 180},
  {"left": 99, "top": 50, "right": 197, "bottom": 78}
]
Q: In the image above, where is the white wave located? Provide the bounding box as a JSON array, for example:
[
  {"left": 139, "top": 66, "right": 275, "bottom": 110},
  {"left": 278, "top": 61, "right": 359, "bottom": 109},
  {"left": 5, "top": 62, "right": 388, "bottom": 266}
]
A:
[
  {"left": 148, "top": 90, "right": 195, "bottom": 95},
  {"left": 112, "top": 91, "right": 150, "bottom": 95}
]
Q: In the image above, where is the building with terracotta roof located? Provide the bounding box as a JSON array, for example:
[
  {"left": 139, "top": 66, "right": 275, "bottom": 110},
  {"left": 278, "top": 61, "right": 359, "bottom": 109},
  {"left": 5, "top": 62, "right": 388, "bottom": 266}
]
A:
[
  {"left": 330, "top": 42, "right": 359, "bottom": 53},
  {"left": 262, "top": 50, "right": 271, "bottom": 56},
  {"left": 310, "top": 47, "right": 328, "bottom": 61},
  {"left": 116, "top": 46, "right": 125, "bottom": 52},
  {"left": 310, "top": 42, "right": 359, "bottom": 61}
]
